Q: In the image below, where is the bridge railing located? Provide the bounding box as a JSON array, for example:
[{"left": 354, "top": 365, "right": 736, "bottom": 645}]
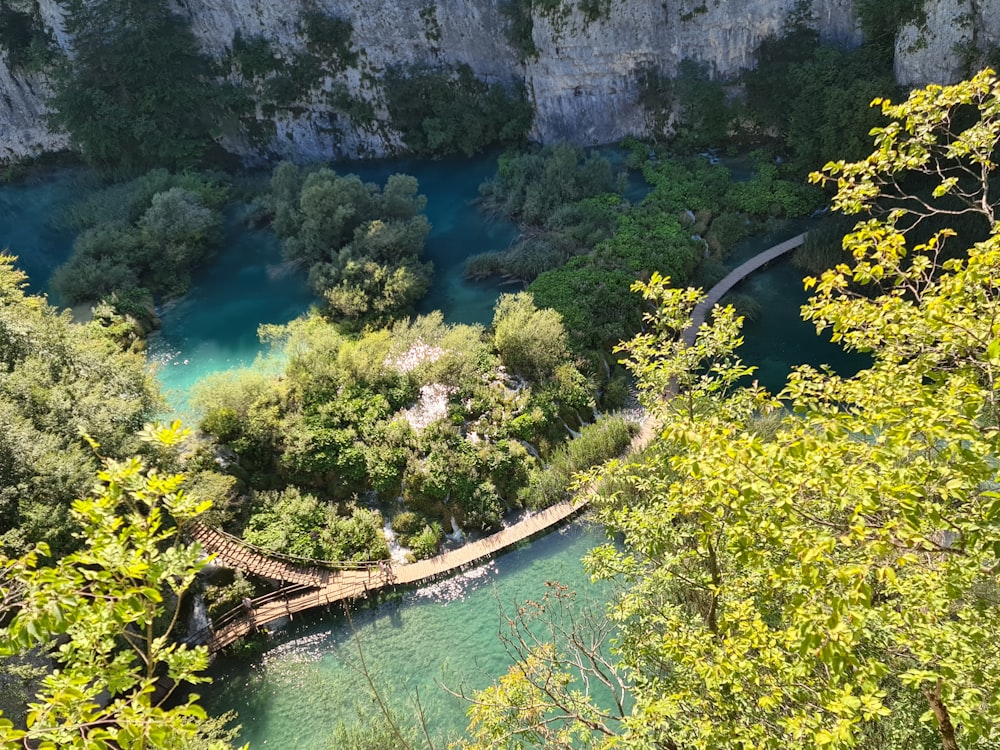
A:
[
  {"left": 184, "top": 582, "right": 317, "bottom": 647},
  {"left": 188, "top": 521, "right": 385, "bottom": 572}
]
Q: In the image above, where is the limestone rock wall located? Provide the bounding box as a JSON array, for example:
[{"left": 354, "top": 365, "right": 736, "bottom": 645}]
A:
[
  {"left": 0, "top": 0, "right": 69, "bottom": 161},
  {"left": 177, "top": 0, "right": 521, "bottom": 159},
  {"left": 895, "top": 0, "right": 1000, "bottom": 88},
  {"left": 0, "top": 63, "right": 68, "bottom": 162},
  {"left": 0, "top": 0, "right": 995, "bottom": 164},
  {"left": 524, "top": 0, "right": 859, "bottom": 145}
]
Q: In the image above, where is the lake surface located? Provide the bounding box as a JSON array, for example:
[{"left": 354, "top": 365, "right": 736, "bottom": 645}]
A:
[{"left": 0, "top": 169, "right": 80, "bottom": 295}]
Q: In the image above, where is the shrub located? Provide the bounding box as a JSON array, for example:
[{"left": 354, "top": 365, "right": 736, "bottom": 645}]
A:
[
  {"left": 51, "top": 0, "right": 219, "bottom": 169},
  {"left": 481, "top": 145, "right": 625, "bottom": 225},
  {"left": 383, "top": 64, "right": 533, "bottom": 157},
  {"left": 492, "top": 292, "right": 572, "bottom": 381},
  {"left": 391, "top": 511, "right": 424, "bottom": 536},
  {"left": 407, "top": 523, "right": 444, "bottom": 559},
  {"left": 524, "top": 415, "right": 638, "bottom": 510}
]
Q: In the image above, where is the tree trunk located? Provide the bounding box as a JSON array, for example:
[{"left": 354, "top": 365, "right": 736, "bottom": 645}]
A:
[{"left": 923, "top": 678, "right": 959, "bottom": 750}]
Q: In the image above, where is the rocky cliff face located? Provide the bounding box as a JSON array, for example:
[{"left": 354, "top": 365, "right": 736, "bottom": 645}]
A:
[
  {"left": 524, "top": 0, "right": 859, "bottom": 144},
  {"left": 0, "top": 0, "right": 996, "bottom": 164},
  {"left": 894, "top": 0, "right": 1000, "bottom": 88}
]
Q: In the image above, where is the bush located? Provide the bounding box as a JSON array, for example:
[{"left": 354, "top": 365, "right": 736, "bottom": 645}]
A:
[
  {"left": 383, "top": 64, "right": 532, "bottom": 157},
  {"left": 493, "top": 292, "right": 572, "bottom": 381},
  {"left": 407, "top": 523, "right": 444, "bottom": 559},
  {"left": 51, "top": 171, "right": 228, "bottom": 313},
  {"left": 743, "top": 33, "right": 898, "bottom": 174},
  {"left": 524, "top": 416, "right": 638, "bottom": 510},
  {"left": 0, "top": 5, "right": 54, "bottom": 71},
  {"left": 481, "top": 145, "right": 625, "bottom": 225},
  {"left": 204, "top": 571, "right": 257, "bottom": 619},
  {"left": 243, "top": 488, "right": 389, "bottom": 561},
  {"left": 51, "top": 0, "right": 219, "bottom": 169},
  {"left": 266, "top": 164, "right": 433, "bottom": 326},
  {"left": 391, "top": 511, "right": 424, "bottom": 536}
]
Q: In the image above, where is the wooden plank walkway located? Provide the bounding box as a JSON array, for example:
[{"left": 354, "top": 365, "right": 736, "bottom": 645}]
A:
[
  {"left": 683, "top": 232, "right": 807, "bottom": 347},
  {"left": 198, "top": 499, "right": 587, "bottom": 653},
  {"left": 191, "top": 522, "right": 331, "bottom": 587}
]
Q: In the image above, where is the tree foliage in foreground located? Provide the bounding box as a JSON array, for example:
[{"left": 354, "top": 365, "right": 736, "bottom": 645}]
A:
[
  {"left": 463, "top": 70, "right": 1000, "bottom": 750},
  {"left": 0, "top": 257, "right": 160, "bottom": 556},
  {"left": 0, "top": 424, "right": 239, "bottom": 749}
]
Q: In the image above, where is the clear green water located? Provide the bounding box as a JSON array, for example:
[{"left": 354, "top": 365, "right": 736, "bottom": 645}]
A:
[
  {"left": 201, "top": 521, "right": 612, "bottom": 748},
  {"left": 737, "top": 255, "right": 868, "bottom": 395}
]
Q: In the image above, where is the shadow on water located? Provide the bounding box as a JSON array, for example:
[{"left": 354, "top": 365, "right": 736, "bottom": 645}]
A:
[
  {"left": 737, "top": 255, "right": 868, "bottom": 395},
  {"left": 0, "top": 169, "right": 86, "bottom": 299}
]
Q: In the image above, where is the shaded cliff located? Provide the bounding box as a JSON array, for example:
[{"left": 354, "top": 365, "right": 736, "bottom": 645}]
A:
[{"left": 0, "top": 0, "right": 997, "bottom": 163}]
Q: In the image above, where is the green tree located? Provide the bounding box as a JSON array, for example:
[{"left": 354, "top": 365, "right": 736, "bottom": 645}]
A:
[
  {"left": 464, "top": 70, "right": 1000, "bottom": 750},
  {"left": 0, "top": 257, "right": 160, "bottom": 555},
  {"left": 0, "top": 423, "right": 239, "bottom": 748},
  {"left": 382, "top": 64, "right": 532, "bottom": 157},
  {"left": 492, "top": 292, "right": 571, "bottom": 381},
  {"left": 266, "top": 164, "right": 433, "bottom": 326},
  {"left": 50, "top": 0, "right": 218, "bottom": 170}
]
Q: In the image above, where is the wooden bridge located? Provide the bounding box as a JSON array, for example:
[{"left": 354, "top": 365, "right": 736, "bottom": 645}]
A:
[
  {"left": 683, "top": 232, "right": 807, "bottom": 346},
  {"left": 188, "top": 231, "right": 810, "bottom": 655},
  {"left": 187, "top": 499, "right": 589, "bottom": 654}
]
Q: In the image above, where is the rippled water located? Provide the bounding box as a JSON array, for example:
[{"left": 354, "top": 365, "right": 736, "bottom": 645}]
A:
[{"left": 202, "top": 521, "right": 613, "bottom": 747}]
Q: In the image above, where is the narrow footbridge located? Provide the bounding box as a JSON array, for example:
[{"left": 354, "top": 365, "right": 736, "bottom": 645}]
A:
[
  {"left": 683, "top": 232, "right": 807, "bottom": 346},
  {"left": 187, "top": 499, "right": 587, "bottom": 654}
]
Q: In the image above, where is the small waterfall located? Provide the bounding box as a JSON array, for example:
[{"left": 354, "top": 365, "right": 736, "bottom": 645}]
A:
[
  {"left": 188, "top": 592, "right": 210, "bottom": 637},
  {"left": 562, "top": 420, "right": 581, "bottom": 439},
  {"left": 382, "top": 519, "right": 409, "bottom": 564},
  {"left": 448, "top": 516, "right": 464, "bottom": 544},
  {"left": 516, "top": 439, "right": 540, "bottom": 458}
]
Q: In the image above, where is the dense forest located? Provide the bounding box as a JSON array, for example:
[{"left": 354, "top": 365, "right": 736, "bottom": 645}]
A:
[{"left": 1, "top": 0, "right": 999, "bottom": 747}]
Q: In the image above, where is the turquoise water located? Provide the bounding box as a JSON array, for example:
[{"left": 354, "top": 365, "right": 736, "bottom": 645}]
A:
[
  {"left": 0, "top": 170, "right": 82, "bottom": 297},
  {"left": 150, "top": 154, "right": 517, "bottom": 411},
  {"left": 145, "top": 215, "right": 312, "bottom": 411},
  {"left": 202, "top": 521, "right": 614, "bottom": 748}
]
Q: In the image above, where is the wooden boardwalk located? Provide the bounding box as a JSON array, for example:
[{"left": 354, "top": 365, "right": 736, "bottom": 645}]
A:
[
  {"left": 683, "top": 232, "right": 807, "bottom": 346},
  {"left": 190, "top": 522, "right": 332, "bottom": 587},
  {"left": 192, "top": 499, "right": 587, "bottom": 654}
]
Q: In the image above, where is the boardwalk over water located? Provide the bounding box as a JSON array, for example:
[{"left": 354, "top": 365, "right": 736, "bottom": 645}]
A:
[
  {"left": 191, "top": 231, "right": 808, "bottom": 654},
  {"left": 683, "top": 232, "right": 807, "bottom": 347},
  {"left": 190, "top": 500, "right": 587, "bottom": 653}
]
